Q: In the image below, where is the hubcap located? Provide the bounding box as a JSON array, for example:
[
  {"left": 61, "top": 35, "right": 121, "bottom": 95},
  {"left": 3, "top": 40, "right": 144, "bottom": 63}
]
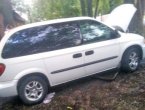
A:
[
  {"left": 24, "top": 81, "right": 43, "bottom": 101},
  {"left": 128, "top": 52, "right": 139, "bottom": 70}
]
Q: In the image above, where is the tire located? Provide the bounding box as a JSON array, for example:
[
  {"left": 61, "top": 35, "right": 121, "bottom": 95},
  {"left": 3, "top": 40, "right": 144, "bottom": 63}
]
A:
[
  {"left": 121, "top": 47, "right": 141, "bottom": 72},
  {"left": 18, "top": 75, "right": 48, "bottom": 105}
]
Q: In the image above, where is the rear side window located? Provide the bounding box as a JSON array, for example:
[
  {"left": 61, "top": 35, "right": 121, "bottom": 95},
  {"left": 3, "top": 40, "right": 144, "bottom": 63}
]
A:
[{"left": 2, "top": 22, "right": 81, "bottom": 58}]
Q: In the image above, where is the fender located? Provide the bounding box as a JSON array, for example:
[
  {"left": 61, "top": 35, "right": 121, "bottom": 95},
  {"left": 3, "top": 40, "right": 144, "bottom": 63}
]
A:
[
  {"left": 120, "top": 41, "right": 143, "bottom": 60},
  {"left": 14, "top": 68, "right": 52, "bottom": 86},
  {"left": 118, "top": 32, "right": 144, "bottom": 59}
]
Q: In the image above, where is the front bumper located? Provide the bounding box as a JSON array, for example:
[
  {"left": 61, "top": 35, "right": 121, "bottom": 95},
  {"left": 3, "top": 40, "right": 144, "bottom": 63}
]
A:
[{"left": 0, "top": 80, "right": 18, "bottom": 97}]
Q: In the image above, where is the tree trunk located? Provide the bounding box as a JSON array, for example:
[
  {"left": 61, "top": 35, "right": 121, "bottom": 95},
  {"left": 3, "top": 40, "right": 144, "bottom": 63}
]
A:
[
  {"left": 124, "top": 0, "right": 144, "bottom": 35},
  {"left": 94, "top": 0, "right": 99, "bottom": 18},
  {"left": 87, "top": 0, "right": 92, "bottom": 17},
  {"left": 80, "top": 0, "right": 86, "bottom": 16},
  {"left": 0, "top": 0, "right": 14, "bottom": 27},
  {"left": 0, "top": 13, "right": 5, "bottom": 40}
]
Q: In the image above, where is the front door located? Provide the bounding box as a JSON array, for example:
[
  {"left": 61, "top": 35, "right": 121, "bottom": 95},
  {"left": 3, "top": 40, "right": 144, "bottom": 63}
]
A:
[{"left": 79, "top": 20, "right": 120, "bottom": 75}]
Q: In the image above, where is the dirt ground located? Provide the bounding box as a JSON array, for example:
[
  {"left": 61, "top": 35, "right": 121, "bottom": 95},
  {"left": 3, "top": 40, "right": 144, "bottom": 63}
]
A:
[{"left": 1, "top": 66, "right": 145, "bottom": 110}]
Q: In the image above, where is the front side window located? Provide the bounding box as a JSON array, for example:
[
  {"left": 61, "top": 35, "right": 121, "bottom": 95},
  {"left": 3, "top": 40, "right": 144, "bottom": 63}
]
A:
[
  {"left": 2, "top": 22, "right": 81, "bottom": 58},
  {"left": 80, "top": 20, "right": 117, "bottom": 44}
]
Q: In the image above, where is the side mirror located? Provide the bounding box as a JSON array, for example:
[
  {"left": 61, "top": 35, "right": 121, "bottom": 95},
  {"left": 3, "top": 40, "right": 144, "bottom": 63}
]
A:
[
  {"left": 113, "top": 26, "right": 124, "bottom": 32},
  {"left": 114, "top": 29, "right": 121, "bottom": 38}
]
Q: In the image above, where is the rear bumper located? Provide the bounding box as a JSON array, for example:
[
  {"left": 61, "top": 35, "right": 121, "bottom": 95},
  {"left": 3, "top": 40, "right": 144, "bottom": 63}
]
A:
[{"left": 0, "top": 80, "right": 18, "bottom": 97}]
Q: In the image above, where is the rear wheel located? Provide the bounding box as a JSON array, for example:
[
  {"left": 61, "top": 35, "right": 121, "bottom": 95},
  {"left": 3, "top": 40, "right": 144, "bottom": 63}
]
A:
[
  {"left": 18, "top": 75, "right": 48, "bottom": 105},
  {"left": 121, "top": 47, "right": 141, "bottom": 72}
]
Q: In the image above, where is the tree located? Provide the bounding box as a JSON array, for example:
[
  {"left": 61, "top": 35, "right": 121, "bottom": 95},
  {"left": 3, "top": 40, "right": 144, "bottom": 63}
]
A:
[
  {"left": 109, "top": 0, "right": 123, "bottom": 11},
  {"left": 0, "top": 0, "right": 14, "bottom": 26},
  {"left": 87, "top": 0, "right": 92, "bottom": 17},
  {"left": 31, "top": 0, "right": 112, "bottom": 21},
  {"left": 79, "top": 0, "right": 103, "bottom": 17},
  {"left": 80, "top": 0, "right": 86, "bottom": 16},
  {"left": 79, "top": 0, "right": 123, "bottom": 18},
  {"left": 31, "top": 0, "right": 80, "bottom": 22},
  {"left": 26, "top": 0, "right": 123, "bottom": 22},
  {"left": 98, "top": 0, "right": 110, "bottom": 15},
  {"left": 0, "top": 0, "right": 14, "bottom": 39},
  {"left": 94, "top": 0, "right": 99, "bottom": 17},
  {"left": 124, "top": 0, "right": 145, "bottom": 35},
  {"left": 0, "top": 0, "right": 25, "bottom": 39},
  {"left": 0, "top": 13, "right": 4, "bottom": 39}
]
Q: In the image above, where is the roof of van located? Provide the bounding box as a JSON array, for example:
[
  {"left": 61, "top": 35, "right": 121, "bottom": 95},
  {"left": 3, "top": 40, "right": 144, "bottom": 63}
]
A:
[{"left": 9, "top": 17, "right": 95, "bottom": 32}]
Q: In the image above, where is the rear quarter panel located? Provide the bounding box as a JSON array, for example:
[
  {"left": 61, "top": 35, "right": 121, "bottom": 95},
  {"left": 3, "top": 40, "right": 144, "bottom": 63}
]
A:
[{"left": 0, "top": 57, "right": 49, "bottom": 83}]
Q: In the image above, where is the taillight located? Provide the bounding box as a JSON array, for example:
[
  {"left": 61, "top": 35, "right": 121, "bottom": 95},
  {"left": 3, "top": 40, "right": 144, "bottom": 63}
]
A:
[{"left": 0, "top": 64, "right": 5, "bottom": 76}]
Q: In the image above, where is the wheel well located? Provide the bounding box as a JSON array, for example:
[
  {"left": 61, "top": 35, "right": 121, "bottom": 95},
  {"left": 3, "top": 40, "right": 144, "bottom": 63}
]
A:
[
  {"left": 122, "top": 45, "right": 143, "bottom": 60},
  {"left": 17, "top": 73, "right": 50, "bottom": 90}
]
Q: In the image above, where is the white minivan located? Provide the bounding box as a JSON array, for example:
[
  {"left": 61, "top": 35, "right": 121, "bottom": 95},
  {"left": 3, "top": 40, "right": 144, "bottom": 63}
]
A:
[{"left": 0, "top": 4, "right": 145, "bottom": 105}]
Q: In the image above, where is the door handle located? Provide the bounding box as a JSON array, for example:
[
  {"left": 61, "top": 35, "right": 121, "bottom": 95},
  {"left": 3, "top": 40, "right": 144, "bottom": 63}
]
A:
[
  {"left": 85, "top": 50, "right": 94, "bottom": 56},
  {"left": 73, "top": 53, "right": 82, "bottom": 58}
]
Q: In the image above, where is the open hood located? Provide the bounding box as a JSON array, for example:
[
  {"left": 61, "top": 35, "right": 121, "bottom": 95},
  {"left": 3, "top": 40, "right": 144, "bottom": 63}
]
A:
[{"left": 104, "top": 4, "right": 137, "bottom": 32}]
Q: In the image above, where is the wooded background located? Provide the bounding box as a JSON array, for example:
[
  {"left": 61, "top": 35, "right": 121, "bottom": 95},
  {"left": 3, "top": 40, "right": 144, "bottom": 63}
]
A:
[{"left": 0, "top": 0, "right": 145, "bottom": 39}]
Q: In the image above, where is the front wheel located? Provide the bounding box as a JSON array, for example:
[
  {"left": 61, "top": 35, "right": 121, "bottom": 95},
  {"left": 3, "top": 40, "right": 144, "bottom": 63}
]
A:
[
  {"left": 121, "top": 48, "right": 141, "bottom": 72},
  {"left": 18, "top": 75, "right": 48, "bottom": 105}
]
